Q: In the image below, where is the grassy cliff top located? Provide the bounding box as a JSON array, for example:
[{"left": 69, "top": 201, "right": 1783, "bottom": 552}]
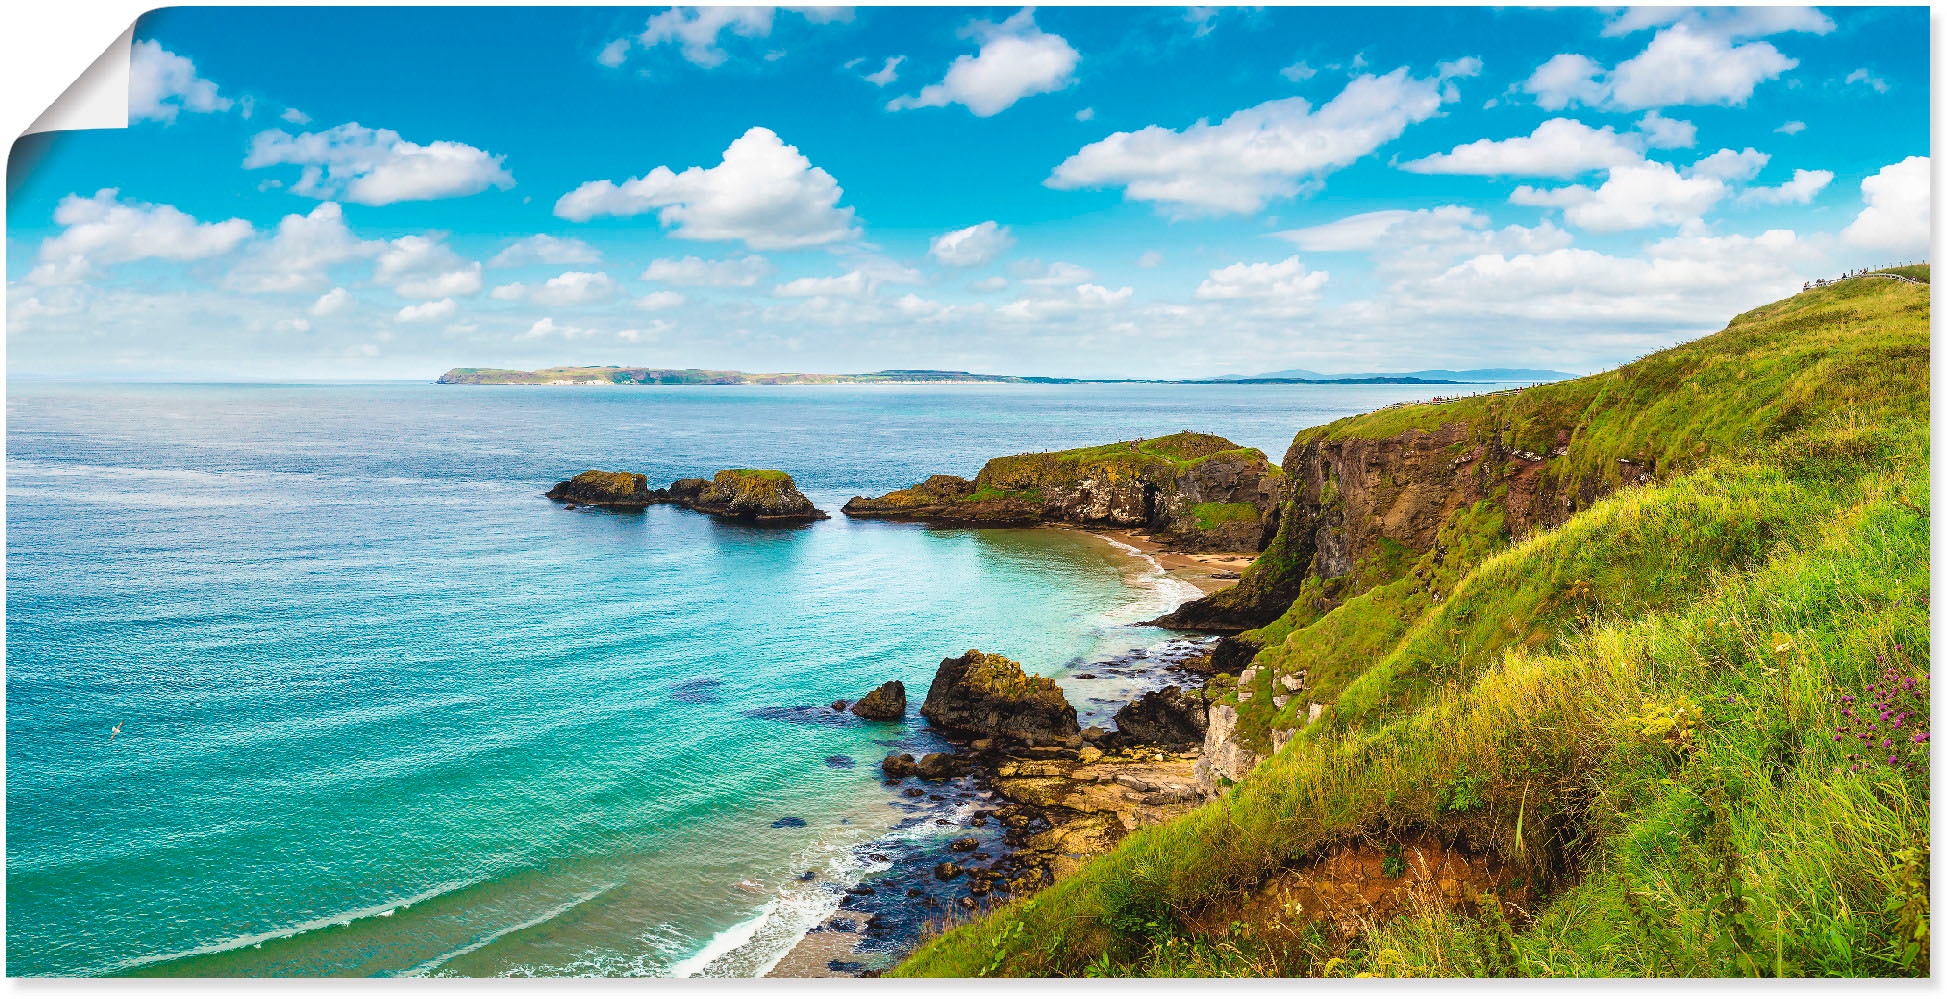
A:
[
  {"left": 977, "top": 432, "right": 1273, "bottom": 492},
  {"left": 895, "top": 276, "right": 1931, "bottom": 979}
]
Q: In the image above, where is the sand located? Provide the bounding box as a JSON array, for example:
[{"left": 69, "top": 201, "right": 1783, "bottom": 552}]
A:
[{"left": 1086, "top": 528, "right": 1254, "bottom": 594}]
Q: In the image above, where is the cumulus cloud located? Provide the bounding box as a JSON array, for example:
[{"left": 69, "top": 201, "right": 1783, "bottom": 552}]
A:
[
  {"left": 642, "top": 254, "right": 775, "bottom": 287},
  {"left": 244, "top": 123, "right": 514, "bottom": 205},
  {"left": 1523, "top": 11, "right": 1830, "bottom": 112},
  {"left": 636, "top": 6, "right": 776, "bottom": 67},
  {"left": 1401, "top": 117, "right": 1645, "bottom": 177},
  {"left": 996, "top": 283, "right": 1133, "bottom": 322},
  {"left": 635, "top": 290, "right": 686, "bottom": 310},
  {"left": 888, "top": 9, "right": 1079, "bottom": 117},
  {"left": 128, "top": 40, "right": 232, "bottom": 124},
  {"left": 1279, "top": 60, "right": 1317, "bottom": 83},
  {"left": 29, "top": 189, "right": 252, "bottom": 285},
  {"left": 1635, "top": 110, "right": 1696, "bottom": 149},
  {"left": 518, "top": 317, "right": 595, "bottom": 340},
  {"left": 1276, "top": 205, "right": 1571, "bottom": 278},
  {"left": 1845, "top": 68, "right": 1889, "bottom": 94},
  {"left": 396, "top": 299, "right": 457, "bottom": 323},
  {"left": 1511, "top": 160, "right": 1730, "bottom": 232},
  {"left": 1019, "top": 260, "right": 1095, "bottom": 287},
  {"left": 929, "top": 221, "right": 1015, "bottom": 267},
  {"left": 373, "top": 235, "right": 483, "bottom": 299},
  {"left": 1047, "top": 68, "right": 1448, "bottom": 215},
  {"left": 554, "top": 127, "right": 858, "bottom": 249},
  {"left": 969, "top": 275, "right": 1008, "bottom": 292},
  {"left": 281, "top": 107, "right": 311, "bottom": 125},
  {"left": 1842, "top": 156, "right": 1929, "bottom": 255},
  {"left": 1738, "top": 168, "right": 1834, "bottom": 206},
  {"left": 1194, "top": 256, "right": 1329, "bottom": 312},
  {"left": 1775, "top": 120, "right": 1807, "bottom": 135},
  {"left": 310, "top": 287, "right": 354, "bottom": 317},
  {"left": 861, "top": 55, "right": 904, "bottom": 86},
  {"left": 489, "top": 271, "right": 618, "bottom": 306},
  {"left": 487, "top": 234, "right": 601, "bottom": 267},
  {"left": 225, "top": 202, "right": 379, "bottom": 294},
  {"left": 774, "top": 271, "right": 871, "bottom": 298}
]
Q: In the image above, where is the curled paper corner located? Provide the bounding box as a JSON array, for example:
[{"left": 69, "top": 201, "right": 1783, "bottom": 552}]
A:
[{"left": 24, "top": 22, "right": 135, "bottom": 137}]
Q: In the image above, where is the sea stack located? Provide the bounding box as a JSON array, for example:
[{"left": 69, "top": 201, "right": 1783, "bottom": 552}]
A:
[
  {"left": 919, "top": 650, "right": 1079, "bottom": 748},
  {"left": 850, "top": 680, "right": 907, "bottom": 720},
  {"left": 547, "top": 468, "right": 828, "bottom": 521}
]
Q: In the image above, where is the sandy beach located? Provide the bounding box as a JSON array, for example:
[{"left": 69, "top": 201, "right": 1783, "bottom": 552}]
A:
[{"left": 1084, "top": 528, "right": 1254, "bottom": 594}]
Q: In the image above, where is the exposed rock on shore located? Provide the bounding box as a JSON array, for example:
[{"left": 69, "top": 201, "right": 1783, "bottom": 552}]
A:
[
  {"left": 920, "top": 650, "right": 1080, "bottom": 749},
  {"left": 1110, "top": 685, "right": 1207, "bottom": 749},
  {"left": 547, "top": 468, "right": 828, "bottom": 521},
  {"left": 842, "top": 432, "right": 1281, "bottom": 553},
  {"left": 850, "top": 681, "right": 907, "bottom": 720}
]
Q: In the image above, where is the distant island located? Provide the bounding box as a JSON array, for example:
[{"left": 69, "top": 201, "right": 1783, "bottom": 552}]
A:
[{"left": 433, "top": 366, "right": 1569, "bottom": 387}]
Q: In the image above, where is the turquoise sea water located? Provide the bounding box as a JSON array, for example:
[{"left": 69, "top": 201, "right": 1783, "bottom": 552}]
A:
[{"left": 6, "top": 380, "right": 1454, "bottom": 977}]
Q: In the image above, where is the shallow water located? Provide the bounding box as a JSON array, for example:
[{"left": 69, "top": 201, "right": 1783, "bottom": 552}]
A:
[{"left": 5, "top": 379, "right": 1454, "bottom": 976}]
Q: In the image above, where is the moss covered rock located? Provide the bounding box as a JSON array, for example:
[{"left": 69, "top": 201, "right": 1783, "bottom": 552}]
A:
[
  {"left": 546, "top": 470, "right": 660, "bottom": 506},
  {"left": 920, "top": 650, "right": 1079, "bottom": 748},
  {"left": 548, "top": 468, "right": 827, "bottom": 521},
  {"left": 844, "top": 432, "right": 1280, "bottom": 551},
  {"left": 850, "top": 680, "right": 907, "bottom": 720}
]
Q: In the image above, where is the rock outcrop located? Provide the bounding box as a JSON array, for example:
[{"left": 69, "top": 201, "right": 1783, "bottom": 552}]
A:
[
  {"left": 920, "top": 650, "right": 1079, "bottom": 748},
  {"left": 843, "top": 432, "right": 1281, "bottom": 553},
  {"left": 850, "top": 681, "right": 907, "bottom": 720},
  {"left": 1110, "top": 685, "right": 1207, "bottom": 749},
  {"left": 548, "top": 468, "right": 828, "bottom": 521}
]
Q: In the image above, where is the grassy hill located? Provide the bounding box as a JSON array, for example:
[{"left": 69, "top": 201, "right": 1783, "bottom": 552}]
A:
[{"left": 894, "top": 270, "right": 1931, "bottom": 977}]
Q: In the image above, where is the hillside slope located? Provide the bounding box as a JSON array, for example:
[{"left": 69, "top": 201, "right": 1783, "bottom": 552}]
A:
[{"left": 895, "top": 273, "right": 1931, "bottom": 977}]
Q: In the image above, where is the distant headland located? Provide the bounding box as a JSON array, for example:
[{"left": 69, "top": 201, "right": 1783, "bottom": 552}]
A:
[{"left": 434, "top": 365, "right": 1573, "bottom": 387}]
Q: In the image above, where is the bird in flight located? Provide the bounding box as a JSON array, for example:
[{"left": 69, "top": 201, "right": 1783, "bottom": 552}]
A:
[{"left": 110, "top": 722, "right": 123, "bottom": 741}]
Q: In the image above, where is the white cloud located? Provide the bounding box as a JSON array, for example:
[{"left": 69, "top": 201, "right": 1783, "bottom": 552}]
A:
[
  {"left": 1775, "top": 120, "right": 1807, "bottom": 135},
  {"left": 281, "top": 107, "right": 311, "bottom": 125},
  {"left": 597, "top": 38, "right": 631, "bottom": 68},
  {"left": 636, "top": 291, "right": 687, "bottom": 310},
  {"left": 1021, "top": 261, "right": 1095, "bottom": 287},
  {"left": 310, "top": 287, "right": 353, "bottom": 317},
  {"left": 490, "top": 271, "right": 618, "bottom": 306},
  {"left": 28, "top": 189, "right": 252, "bottom": 285},
  {"left": 642, "top": 254, "right": 775, "bottom": 287},
  {"left": 1276, "top": 205, "right": 1571, "bottom": 278},
  {"left": 1512, "top": 160, "right": 1729, "bottom": 232},
  {"left": 862, "top": 55, "right": 904, "bottom": 86},
  {"left": 1279, "top": 60, "right": 1317, "bottom": 83},
  {"left": 1074, "top": 107, "right": 1095, "bottom": 122},
  {"left": 226, "top": 202, "right": 379, "bottom": 294},
  {"left": 888, "top": 10, "right": 1079, "bottom": 117},
  {"left": 1523, "top": 11, "right": 1829, "bottom": 112},
  {"left": 374, "top": 235, "right": 483, "bottom": 299},
  {"left": 1194, "top": 256, "right": 1329, "bottom": 311},
  {"left": 1688, "top": 147, "right": 1769, "bottom": 183},
  {"left": 554, "top": 127, "right": 858, "bottom": 249},
  {"left": 128, "top": 40, "right": 232, "bottom": 124},
  {"left": 637, "top": 6, "right": 775, "bottom": 67},
  {"left": 1842, "top": 156, "right": 1929, "bottom": 255},
  {"left": 1846, "top": 68, "right": 1890, "bottom": 94},
  {"left": 1739, "top": 168, "right": 1834, "bottom": 206},
  {"left": 518, "top": 316, "right": 595, "bottom": 340},
  {"left": 272, "top": 317, "right": 310, "bottom": 333},
  {"left": 1137, "top": 250, "right": 1163, "bottom": 268},
  {"left": 774, "top": 271, "right": 871, "bottom": 298},
  {"left": 244, "top": 123, "right": 514, "bottom": 205},
  {"left": 488, "top": 235, "right": 601, "bottom": 267},
  {"left": 995, "top": 283, "right": 1132, "bottom": 322},
  {"left": 929, "top": 221, "right": 1015, "bottom": 267},
  {"left": 1402, "top": 117, "right": 1644, "bottom": 177},
  {"left": 1047, "top": 68, "right": 1448, "bottom": 215},
  {"left": 1635, "top": 110, "right": 1696, "bottom": 149},
  {"left": 617, "top": 322, "right": 673, "bottom": 343},
  {"left": 969, "top": 275, "right": 1008, "bottom": 292},
  {"left": 396, "top": 299, "right": 457, "bottom": 323}
]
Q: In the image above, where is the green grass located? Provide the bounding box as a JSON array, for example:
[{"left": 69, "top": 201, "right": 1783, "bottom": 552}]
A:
[
  {"left": 893, "top": 277, "right": 1930, "bottom": 979},
  {"left": 1192, "top": 503, "right": 1261, "bottom": 531},
  {"left": 1873, "top": 264, "right": 1930, "bottom": 283}
]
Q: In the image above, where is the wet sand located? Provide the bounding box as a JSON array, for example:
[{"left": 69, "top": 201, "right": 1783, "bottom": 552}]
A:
[{"left": 1085, "top": 527, "right": 1254, "bottom": 594}]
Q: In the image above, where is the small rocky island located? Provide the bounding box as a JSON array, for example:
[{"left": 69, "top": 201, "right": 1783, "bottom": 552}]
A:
[
  {"left": 841, "top": 431, "right": 1281, "bottom": 552},
  {"left": 547, "top": 468, "right": 828, "bottom": 522}
]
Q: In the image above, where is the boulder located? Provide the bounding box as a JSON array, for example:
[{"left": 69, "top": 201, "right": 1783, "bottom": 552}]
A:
[
  {"left": 546, "top": 470, "right": 663, "bottom": 507},
  {"left": 850, "top": 680, "right": 907, "bottom": 720},
  {"left": 686, "top": 469, "right": 828, "bottom": 522},
  {"left": 1112, "top": 685, "right": 1208, "bottom": 748},
  {"left": 920, "top": 650, "right": 1080, "bottom": 748}
]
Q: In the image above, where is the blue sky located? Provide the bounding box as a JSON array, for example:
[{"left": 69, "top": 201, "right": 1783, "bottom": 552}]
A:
[{"left": 4, "top": 5, "right": 1931, "bottom": 379}]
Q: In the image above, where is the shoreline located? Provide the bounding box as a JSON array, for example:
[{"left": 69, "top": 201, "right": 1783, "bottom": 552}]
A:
[{"left": 1080, "top": 527, "right": 1253, "bottom": 595}]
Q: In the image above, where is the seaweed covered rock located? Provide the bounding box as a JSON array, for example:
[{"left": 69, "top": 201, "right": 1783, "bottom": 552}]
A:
[
  {"left": 687, "top": 469, "right": 828, "bottom": 522},
  {"left": 843, "top": 432, "right": 1280, "bottom": 552},
  {"left": 850, "top": 680, "right": 907, "bottom": 720},
  {"left": 546, "top": 470, "right": 663, "bottom": 506},
  {"left": 920, "top": 650, "right": 1079, "bottom": 748},
  {"left": 1111, "top": 685, "right": 1207, "bottom": 749}
]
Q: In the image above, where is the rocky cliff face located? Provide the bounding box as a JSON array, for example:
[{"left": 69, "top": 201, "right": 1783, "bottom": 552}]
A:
[
  {"left": 844, "top": 432, "right": 1281, "bottom": 552},
  {"left": 548, "top": 468, "right": 827, "bottom": 521}
]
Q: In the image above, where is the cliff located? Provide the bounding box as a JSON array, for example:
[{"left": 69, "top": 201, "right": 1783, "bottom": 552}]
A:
[
  {"left": 896, "top": 272, "right": 1932, "bottom": 978},
  {"left": 843, "top": 431, "right": 1282, "bottom": 552},
  {"left": 547, "top": 468, "right": 827, "bottom": 521}
]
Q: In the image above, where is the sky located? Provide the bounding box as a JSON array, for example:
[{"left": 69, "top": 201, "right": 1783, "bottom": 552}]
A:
[{"left": 3, "top": 5, "right": 1932, "bottom": 380}]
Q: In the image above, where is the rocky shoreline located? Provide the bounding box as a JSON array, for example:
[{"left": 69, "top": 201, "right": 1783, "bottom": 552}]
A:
[{"left": 548, "top": 468, "right": 828, "bottom": 522}]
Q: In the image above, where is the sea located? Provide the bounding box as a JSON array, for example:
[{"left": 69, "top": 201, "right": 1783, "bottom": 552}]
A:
[{"left": 5, "top": 379, "right": 1458, "bottom": 977}]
